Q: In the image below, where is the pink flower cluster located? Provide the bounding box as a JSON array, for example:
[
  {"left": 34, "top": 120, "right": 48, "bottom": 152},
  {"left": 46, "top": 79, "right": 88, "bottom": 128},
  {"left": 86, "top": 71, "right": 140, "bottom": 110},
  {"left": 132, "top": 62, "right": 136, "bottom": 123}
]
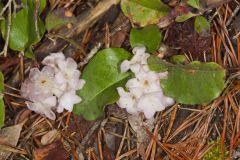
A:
[
  {"left": 21, "top": 53, "right": 85, "bottom": 120},
  {"left": 117, "top": 46, "right": 174, "bottom": 119}
]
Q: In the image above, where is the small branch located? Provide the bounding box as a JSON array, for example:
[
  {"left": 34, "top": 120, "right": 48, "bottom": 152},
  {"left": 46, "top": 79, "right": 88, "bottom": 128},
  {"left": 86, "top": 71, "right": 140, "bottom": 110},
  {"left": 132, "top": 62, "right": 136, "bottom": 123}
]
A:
[
  {"left": 66, "top": 0, "right": 121, "bottom": 38},
  {"left": 34, "top": 0, "right": 40, "bottom": 40},
  {"left": 47, "top": 34, "right": 85, "bottom": 54},
  {"left": 80, "top": 119, "right": 107, "bottom": 147},
  {"left": 35, "top": 0, "right": 121, "bottom": 58},
  {"left": 13, "top": 0, "right": 17, "bottom": 18},
  {"left": 0, "top": 2, "right": 12, "bottom": 57},
  {"left": 226, "top": 2, "right": 240, "bottom": 26},
  {"left": 0, "top": 0, "right": 13, "bottom": 17},
  {"left": 78, "top": 43, "right": 102, "bottom": 68}
]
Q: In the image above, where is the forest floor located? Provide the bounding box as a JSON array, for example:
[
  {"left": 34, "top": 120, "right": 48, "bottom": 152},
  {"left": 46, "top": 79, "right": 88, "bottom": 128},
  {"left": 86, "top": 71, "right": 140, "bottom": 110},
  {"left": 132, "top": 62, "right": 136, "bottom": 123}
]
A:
[{"left": 0, "top": 0, "right": 240, "bottom": 159}]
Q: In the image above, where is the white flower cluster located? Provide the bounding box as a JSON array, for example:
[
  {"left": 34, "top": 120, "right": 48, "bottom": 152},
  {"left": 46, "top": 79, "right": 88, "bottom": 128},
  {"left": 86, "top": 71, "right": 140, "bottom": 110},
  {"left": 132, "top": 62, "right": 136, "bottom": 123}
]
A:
[
  {"left": 21, "top": 53, "right": 85, "bottom": 120},
  {"left": 117, "top": 46, "right": 174, "bottom": 119}
]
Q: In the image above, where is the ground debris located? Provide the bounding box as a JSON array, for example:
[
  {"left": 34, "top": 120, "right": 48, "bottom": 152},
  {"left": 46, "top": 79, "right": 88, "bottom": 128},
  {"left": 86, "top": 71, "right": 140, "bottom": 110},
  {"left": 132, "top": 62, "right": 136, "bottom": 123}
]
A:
[
  {"left": 33, "top": 140, "right": 69, "bottom": 160},
  {"left": 0, "top": 0, "right": 239, "bottom": 159},
  {"left": 165, "top": 18, "right": 211, "bottom": 60},
  {"left": 0, "top": 122, "right": 25, "bottom": 160}
]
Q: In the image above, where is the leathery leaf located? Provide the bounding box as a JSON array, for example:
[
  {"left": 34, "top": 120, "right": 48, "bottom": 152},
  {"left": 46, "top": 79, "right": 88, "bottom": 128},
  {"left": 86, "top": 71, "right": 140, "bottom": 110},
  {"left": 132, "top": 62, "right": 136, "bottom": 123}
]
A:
[
  {"left": 130, "top": 25, "right": 162, "bottom": 53},
  {"left": 74, "top": 48, "right": 132, "bottom": 120},
  {"left": 0, "top": 0, "right": 46, "bottom": 54},
  {"left": 121, "top": 0, "right": 170, "bottom": 27},
  {"left": 148, "top": 56, "right": 225, "bottom": 105}
]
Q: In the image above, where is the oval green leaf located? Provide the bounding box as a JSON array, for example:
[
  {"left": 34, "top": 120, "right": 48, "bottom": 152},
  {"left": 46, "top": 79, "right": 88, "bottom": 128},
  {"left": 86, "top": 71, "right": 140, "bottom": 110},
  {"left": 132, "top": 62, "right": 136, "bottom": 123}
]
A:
[
  {"left": 148, "top": 56, "right": 225, "bottom": 105},
  {"left": 0, "top": 2, "right": 3, "bottom": 13},
  {"left": 194, "top": 16, "right": 210, "bottom": 36},
  {"left": 169, "top": 55, "right": 188, "bottom": 64},
  {"left": 121, "top": 0, "right": 170, "bottom": 27},
  {"left": 130, "top": 25, "right": 162, "bottom": 53},
  {"left": 0, "top": 99, "right": 4, "bottom": 128},
  {"left": 22, "top": 0, "right": 46, "bottom": 13},
  {"left": 187, "top": 0, "right": 200, "bottom": 9},
  {"left": 1, "top": 0, "right": 45, "bottom": 52},
  {"left": 175, "top": 12, "right": 197, "bottom": 22},
  {"left": 0, "top": 72, "right": 3, "bottom": 92},
  {"left": 147, "top": 56, "right": 168, "bottom": 72},
  {"left": 45, "top": 9, "right": 76, "bottom": 31},
  {"left": 73, "top": 48, "right": 132, "bottom": 120}
]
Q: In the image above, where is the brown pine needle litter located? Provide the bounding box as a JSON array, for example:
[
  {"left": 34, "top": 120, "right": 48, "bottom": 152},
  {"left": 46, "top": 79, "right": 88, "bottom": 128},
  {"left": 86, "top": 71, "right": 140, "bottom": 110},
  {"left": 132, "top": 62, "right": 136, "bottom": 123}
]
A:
[{"left": 0, "top": 0, "right": 240, "bottom": 159}]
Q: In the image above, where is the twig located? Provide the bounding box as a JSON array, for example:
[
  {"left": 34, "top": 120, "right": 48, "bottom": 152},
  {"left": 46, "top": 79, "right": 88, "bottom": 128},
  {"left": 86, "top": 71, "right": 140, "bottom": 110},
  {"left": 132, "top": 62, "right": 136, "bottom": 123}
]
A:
[
  {"left": 81, "top": 119, "right": 107, "bottom": 146},
  {"left": 116, "top": 121, "right": 128, "bottom": 158},
  {"left": 97, "top": 129, "right": 103, "bottom": 160},
  {"left": 34, "top": 0, "right": 40, "bottom": 40},
  {"left": 221, "top": 98, "right": 228, "bottom": 159},
  {"left": 19, "top": 52, "right": 24, "bottom": 82},
  {"left": 0, "top": 2, "right": 12, "bottom": 56},
  {"left": 47, "top": 34, "right": 85, "bottom": 54},
  {"left": 12, "top": 0, "right": 17, "bottom": 18},
  {"left": 78, "top": 43, "right": 102, "bottom": 68},
  {"left": 104, "top": 130, "right": 137, "bottom": 142},
  {"left": 66, "top": 0, "right": 121, "bottom": 38},
  {"left": 0, "top": 0, "right": 13, "bottom": 17},
  {"left": 163, "top": 105, "right": 178, "bottom": 142},
  {"left": 35, "top": 0, "right": 121, "bottom": 57},
  {"left": 78, "top": 19, "right": 129, "bottom": 68},
  {"left": 226, "top": 1, "right": 240, "bottom": 26},
  {"left": 115, "top": 149, "right": 137, "bottom": 160}
]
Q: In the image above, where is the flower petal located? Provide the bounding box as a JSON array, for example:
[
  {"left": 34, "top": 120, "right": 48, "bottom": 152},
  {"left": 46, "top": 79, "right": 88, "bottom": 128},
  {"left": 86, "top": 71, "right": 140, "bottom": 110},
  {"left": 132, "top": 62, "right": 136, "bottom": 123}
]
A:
[
  {"left": 126, "top": 78, "right": 141, "bottom": 89},
  {"left": 132, "top": 45, "right": 146, "bottom": 55},
  {"left": 29, "top": 68, "right": 41, "bottom": 81},
  {"left": 58, "top": 90, "right": 82, "bottom": 112},
  {"left": 54, "top": 72, "right": 67, "bottom": 84},
  {"left": 41, "top": 66, "right": 55, "bottom": 79},
  {"left": 42, "top": 96, "right": 57, "bottom": 106},
  {"left": 42, "top": 52, "right": 65, "bottom": 68},
  {"left": 26, "top": 101, "right": 56, "bottom": 120},
  {"left": 120, "top": 60, "right": 130, "bottom": 73},
  {"left": 78, "top": 79, "right": 86, "bottom": 90},
  {"left": 117, "top": 87, "right": 138, "bottom": 114},
  {"left": 66, "top": 58, "right": 78, "bottom": 70}
]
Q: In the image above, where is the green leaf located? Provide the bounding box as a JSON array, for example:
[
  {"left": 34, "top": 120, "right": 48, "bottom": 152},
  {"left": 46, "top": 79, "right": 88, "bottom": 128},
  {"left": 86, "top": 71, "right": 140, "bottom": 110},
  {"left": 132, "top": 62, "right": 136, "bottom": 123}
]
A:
[
  {"left": 0, "top": 0, "right": 46, "bottom": 52},
  {"left": 74, "top": 48, "right": 132, "bottom": 120},
  {"left": 121, "top": 0, "right": 170, "bottom": 27},
  {"left": 169, "top": 55, "right": 188, "bottom": 64},
  {"left": 147, "top": 56, "right": 168, "bottom": 72},
  {"left": 187, "top": 0, "right": 200, "bottom": 9},
  {"left": 0, "top": 72, "right": 4, "bottom": 128},
  {"left": 0, "top": 99, "right": 4, "bottom": 128},
  {"left": 130, "top": 25, "right": 162, "bottom": 53},
  {"left": 22, "top": 0, "right": 46, "bottom": 13},
  {"left": 175, "top": 12, "right": 197, "bottom": 22},
  {"left": 0, "top": 72, "right": 3, "bottom": 92},
  {"left": 194, "top": 16, "right": 210, "bottom": 36},
  {"left": 45, "top": 9, "right": 76, "bottom": 31},
  {"left": 0, "top": 2, "right": 3, "bottom": 12},
  {"left": 24, "top": 47, "right": 34, "bottom": 58},
  {"left": 148, "top": 56, "right": 225, "bottom": 105}
]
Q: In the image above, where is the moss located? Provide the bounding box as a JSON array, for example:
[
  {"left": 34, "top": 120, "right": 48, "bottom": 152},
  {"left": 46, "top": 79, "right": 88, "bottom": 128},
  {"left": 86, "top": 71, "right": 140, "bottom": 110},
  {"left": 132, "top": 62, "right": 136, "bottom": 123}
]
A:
[{"left": 203, "top": 138, "right": 228, "bottom": 160}]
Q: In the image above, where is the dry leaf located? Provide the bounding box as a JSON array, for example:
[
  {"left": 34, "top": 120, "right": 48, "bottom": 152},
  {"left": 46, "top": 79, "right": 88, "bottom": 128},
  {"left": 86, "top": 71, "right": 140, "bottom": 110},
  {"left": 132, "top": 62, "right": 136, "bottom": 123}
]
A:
[
  {"left": 14, "top": 109, "right": 32, "bottom": 124},
  {"left": 0, "top": 122, "right": 24, "bottom": 160},
  {"left": 33, "top": 140, "right": 69, "bottom": 160},
  {"left": 41, "top": 129, "right": 61, "bottom": 145}
]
